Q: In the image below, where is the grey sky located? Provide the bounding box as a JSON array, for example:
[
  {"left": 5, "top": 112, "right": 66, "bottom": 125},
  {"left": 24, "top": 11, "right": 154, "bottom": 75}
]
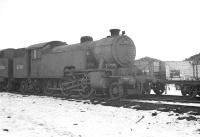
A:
[{"left": 0, "top": 0, "right": 200, "bottom": 61}]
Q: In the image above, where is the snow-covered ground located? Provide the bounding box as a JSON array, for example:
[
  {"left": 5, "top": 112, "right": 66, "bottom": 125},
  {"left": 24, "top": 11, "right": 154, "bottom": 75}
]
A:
[
  {"left": 151, "top": 84, "right": 182, "bottom": 96},
  {"left": 0, "top": 92, "right": 200, "bottom": 137}
]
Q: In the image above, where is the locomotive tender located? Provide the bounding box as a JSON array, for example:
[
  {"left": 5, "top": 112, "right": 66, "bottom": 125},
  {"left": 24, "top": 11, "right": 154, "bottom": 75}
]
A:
[{"left": 0, "top": 29, "right": 155, "bottom": 99}]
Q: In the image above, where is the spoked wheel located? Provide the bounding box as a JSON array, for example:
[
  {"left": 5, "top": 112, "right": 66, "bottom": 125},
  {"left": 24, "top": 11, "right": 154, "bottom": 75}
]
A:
[
  {"left": 20, "top": 81, "right": 28, "bottom": 94},
  {"left": 34, "top": 86, "right": 41, "bottom": 94},
  {"left": 0, "top": 81, "right": 8, "bottom": 92},
  {"left": 79, "top": 74, "right": 94, "bottom": 99},
  {"left": 0, "top": 85, "right": 2, "bottom": 92},
  {"left": 61, "top": 85, "right": 72, "bottom": 97},
  {"left": 43, "top": 82, "right": 54, "bottom": 96},
  {"left": 152, "top": 82, "right": 165, "bottom": 95},
  {"left": 109, "top": 82, "right": 124, "bottom": 100},
  {"left": 142, "top": 82, "right": 151, "bottom": 95},
  {"left": 79, "top": 86, "right": 95, "bottom": 99},
  {"left": 5, "top": 80, "right": 13, "bottom": 92},
  {"left": 188, "top": 90, "right": 197, "bottom": 98},
  {"left": 154, "top": 89, "right": 164, "bottom": 95},
  {"left": 0, "top": 82, "right": 5, "bottom": 92},
  {"left": 32, "top": 80, "right": 42, "bottom": 94},
  {"left": 180, "top": 86, "right": 187, "bottom": 97}
]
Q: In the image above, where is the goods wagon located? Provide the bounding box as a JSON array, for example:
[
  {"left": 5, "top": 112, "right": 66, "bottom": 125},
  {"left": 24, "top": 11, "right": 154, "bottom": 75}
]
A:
[
  {"left": 164, "top": 61, "right": 200, "bottom": 97},
  {"left": 165, "top": 61, "right": 200, "bottom": 80},
  {"left": 135, "top": 58, "right": 200, "bottom": 97}
]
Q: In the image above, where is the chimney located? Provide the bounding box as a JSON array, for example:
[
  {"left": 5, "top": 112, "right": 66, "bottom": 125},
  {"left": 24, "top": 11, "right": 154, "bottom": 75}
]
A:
[{"left": 110, "top": 29, "right": 120, "bottom": 37}]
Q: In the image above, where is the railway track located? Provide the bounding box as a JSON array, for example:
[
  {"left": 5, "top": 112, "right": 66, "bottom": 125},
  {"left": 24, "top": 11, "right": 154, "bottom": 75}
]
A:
[
  {"left": 1, "top": 91, "right": 200, "bottom": 115},
  {"left": 146, "top": 97, "right": 200, "bottom": 103},
  {"left": 123, "top": 95, "right": 200, "bottom": 104},
  {"left": 2, "top": 90, "right": 200, "bottom": 106}
]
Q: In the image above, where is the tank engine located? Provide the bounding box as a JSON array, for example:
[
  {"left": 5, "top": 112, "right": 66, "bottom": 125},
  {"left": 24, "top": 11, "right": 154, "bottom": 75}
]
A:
[{"left": 0, "top": 29, "right": 152, "bottom": 99}]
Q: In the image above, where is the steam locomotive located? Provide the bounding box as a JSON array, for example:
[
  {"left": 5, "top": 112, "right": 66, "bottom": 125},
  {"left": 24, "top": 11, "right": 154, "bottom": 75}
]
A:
[{"left": 0, "top": 29, "right": 161, "bottom": 99}]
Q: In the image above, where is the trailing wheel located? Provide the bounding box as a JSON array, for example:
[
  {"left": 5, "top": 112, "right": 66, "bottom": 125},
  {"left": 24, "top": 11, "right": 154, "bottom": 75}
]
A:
[
  {"left": 109, "top": 82, "right": 124, "bottom": 100},
  {"left": 0, "top": 82, "right": 4, "bottom": 92},
  {"left": 32, "top": 80, "right": 42, "bottom": 94},
  {"left": 0, "top": 80, "right": 8, "bottom": 92},
  {"left": 79, "top": 86, "right": 95, "bottom": 99},
  {"left": 20, "top": 81, "right": 28, "bottom": 94}
]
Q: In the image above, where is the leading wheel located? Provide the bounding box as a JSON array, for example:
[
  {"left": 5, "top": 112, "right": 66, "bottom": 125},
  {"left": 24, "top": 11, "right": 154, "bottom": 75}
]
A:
[
  {"left": 109, "top": 82, "right": 124, "bottom": 100},
  {"left": 142, "top": 82, "right": 151, "bottom": 95}
]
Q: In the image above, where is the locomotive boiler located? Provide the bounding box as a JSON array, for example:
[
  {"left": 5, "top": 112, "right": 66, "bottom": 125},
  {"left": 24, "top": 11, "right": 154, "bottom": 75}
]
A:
[
  {"left": 40, "top": 29, "right": 136, "bottom": 75},
  {"left": 0, "top": 29, "right": 152, "bottom": 99}
]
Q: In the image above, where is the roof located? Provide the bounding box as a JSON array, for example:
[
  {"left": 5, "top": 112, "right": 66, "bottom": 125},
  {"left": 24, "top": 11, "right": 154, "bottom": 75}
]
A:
[
  {"left": 135, "top": 56, "right": 161, "bottom": 62},
  {"left": 1, "top": 48, "right": 15, "bottom": 51},
  {"left": 27, "top": 41, "right": 66, "bottom": 49},
  {"left": 185, "top": 53, "right": 200, "bottom": 62}
]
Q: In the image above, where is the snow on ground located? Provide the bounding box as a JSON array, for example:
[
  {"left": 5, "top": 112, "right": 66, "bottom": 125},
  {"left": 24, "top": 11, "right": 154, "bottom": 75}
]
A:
[
  {"left": 166, "top": 84, "right": 182, "bottom": 96},
  {"left": 0, "top": 92, "right": 200, "bottom": 137},
  {"left": 150, "top": 84, "right": 182, "bottom": 96}
]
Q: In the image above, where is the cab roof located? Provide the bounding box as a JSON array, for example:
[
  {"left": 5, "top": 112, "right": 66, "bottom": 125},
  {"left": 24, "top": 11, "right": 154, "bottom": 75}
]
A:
[{"left": 27, "top": 41, "right": 66, "bottom": 49}]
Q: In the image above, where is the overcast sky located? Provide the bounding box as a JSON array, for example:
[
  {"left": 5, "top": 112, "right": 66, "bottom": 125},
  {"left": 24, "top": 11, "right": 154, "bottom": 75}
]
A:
[{"left": 0, "top": 0, "right": 200, "bottom": 61}]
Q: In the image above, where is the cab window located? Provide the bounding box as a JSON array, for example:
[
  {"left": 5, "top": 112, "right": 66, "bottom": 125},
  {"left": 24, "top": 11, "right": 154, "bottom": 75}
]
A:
[{"left": 32, "top": 49, "right": 41, "bottom": 59}]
